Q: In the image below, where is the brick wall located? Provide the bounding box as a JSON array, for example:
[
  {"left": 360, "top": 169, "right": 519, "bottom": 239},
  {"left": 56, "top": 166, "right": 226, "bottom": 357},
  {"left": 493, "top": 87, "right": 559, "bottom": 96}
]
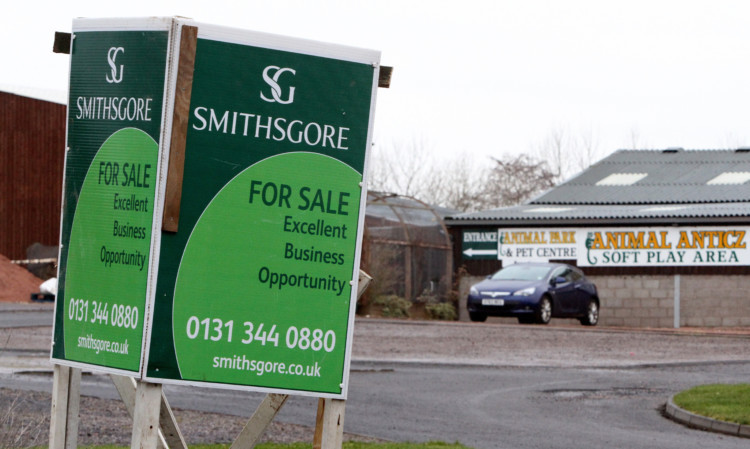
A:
[
  {"left": 458, "top": 274, "right": 750, "bottom": 328},
  {"left": 680, "top": 276, "right": 750, "bottom": 327},
  {"left": 588, "top": 275, "right": 674, "bottom": 328}
]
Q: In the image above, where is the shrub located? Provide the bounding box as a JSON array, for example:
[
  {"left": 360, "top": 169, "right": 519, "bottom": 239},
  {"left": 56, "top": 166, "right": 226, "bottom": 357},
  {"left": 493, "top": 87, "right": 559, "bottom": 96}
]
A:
[
  {"left": 425, "top": 303, "right": 457, "bottom": 321},
  {"left": 373, "top": 295, "right": 411, "bottom": 318}
]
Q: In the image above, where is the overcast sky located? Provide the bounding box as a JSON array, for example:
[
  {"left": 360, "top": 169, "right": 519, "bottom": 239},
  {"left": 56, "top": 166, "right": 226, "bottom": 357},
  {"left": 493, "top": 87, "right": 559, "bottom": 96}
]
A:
[{"left": 3, "top": 0, "right": 750, "bottom": 163}]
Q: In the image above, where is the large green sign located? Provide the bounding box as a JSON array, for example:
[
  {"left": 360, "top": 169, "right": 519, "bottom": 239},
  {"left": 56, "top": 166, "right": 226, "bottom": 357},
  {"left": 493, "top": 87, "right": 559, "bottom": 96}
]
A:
[
  {"left": 52, "top": 22, "right": 170, "bottom": 373},
  {"left": 144, "top": 25, "right": 379, "bottom": 398}
]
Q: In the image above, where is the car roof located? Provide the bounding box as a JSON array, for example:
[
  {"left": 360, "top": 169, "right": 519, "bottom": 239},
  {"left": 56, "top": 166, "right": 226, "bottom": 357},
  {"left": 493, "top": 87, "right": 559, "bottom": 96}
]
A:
[
  {"left": 504, "top": 262, "right": 566, "bottom": 268},
  {"left": 502, "top": 262, "right": 586, "bottom": 276}
]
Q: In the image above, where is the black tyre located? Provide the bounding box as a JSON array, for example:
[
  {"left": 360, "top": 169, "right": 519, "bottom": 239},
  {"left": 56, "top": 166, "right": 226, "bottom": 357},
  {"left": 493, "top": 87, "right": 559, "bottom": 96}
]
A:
[
  {"left": 579, "top": 300, "right": 599, "bottom": 326},
  {"left": 535, "top": 296, "right": 552, "bottom": 325},
  {"left": 469, "top": 311, "right": 487, "bottom": 322}
]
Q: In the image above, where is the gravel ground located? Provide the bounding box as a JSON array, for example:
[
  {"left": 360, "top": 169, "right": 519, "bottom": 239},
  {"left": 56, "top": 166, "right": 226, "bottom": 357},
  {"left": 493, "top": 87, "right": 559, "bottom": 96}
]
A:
[
  {"left": 0, "top": 386, "right": 383, "bottom": 447},
  {"left": 352, "top": 318, "right": 750, "bottom": 367},
  {"left": 1, "top": 317, "right": 749, "bottom": 447}
]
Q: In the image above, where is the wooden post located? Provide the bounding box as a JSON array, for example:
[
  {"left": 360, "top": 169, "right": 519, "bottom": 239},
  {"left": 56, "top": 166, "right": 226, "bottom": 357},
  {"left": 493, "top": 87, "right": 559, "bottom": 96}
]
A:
[
  {"left": 230, "top": 393, "right": 289, "bottom": 449},
  {"left": 162, "top": 24, "right": 198, "bottom": 233},
  {"left": 49, "top": 365, "right": 81, "bottom": 449},
  {"left": 312, "top": 399, "right": 326, "bottom": 449},
  {"left": 111, "top": 375, "right": 187, "bottom": 449},
  {"left": 158, "top": 387, "right": 188, "bottom": 449},
  {"left": 131, "top": 381, "right": 163, "bottom": 449},
  {"left": 314, "top": 398, "right": 346, "bottom": 449}
]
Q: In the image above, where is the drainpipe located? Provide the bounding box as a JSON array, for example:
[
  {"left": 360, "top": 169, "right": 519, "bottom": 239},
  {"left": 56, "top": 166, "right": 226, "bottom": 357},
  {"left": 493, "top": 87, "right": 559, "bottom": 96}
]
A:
[{"left": 674, "top": 274, "right": 681, "bottom": 329}]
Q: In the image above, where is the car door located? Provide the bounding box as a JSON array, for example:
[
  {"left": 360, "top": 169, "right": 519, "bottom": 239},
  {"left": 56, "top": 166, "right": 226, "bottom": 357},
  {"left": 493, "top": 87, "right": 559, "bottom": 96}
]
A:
[
  {"left": 549, "top": 267, "right": 578, "bottom": 314},
  {"left": 567, "top": 268, "right": 592, "bottom": 312}
]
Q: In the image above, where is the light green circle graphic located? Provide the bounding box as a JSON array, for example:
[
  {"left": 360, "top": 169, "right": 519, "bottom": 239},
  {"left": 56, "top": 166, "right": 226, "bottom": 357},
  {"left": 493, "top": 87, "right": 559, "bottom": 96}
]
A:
[
  {"left": 64, "top": 128, "right": 157, "bottom": 371},
  {"left": 173, "top": 152, "right": 361, "bottom": 393}
]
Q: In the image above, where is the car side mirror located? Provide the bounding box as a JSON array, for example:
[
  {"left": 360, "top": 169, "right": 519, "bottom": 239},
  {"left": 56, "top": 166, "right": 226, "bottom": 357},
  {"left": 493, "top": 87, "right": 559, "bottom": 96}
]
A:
[{"left": 551, "top": 276, "right": 566, "bottom": 286}]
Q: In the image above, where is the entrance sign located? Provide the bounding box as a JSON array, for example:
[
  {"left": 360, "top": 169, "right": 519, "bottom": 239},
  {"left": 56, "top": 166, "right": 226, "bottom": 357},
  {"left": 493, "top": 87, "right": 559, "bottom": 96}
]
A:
[
  {"left": 52, "top": 18, "right": 172, "bottom": 374},
  {"left": 461, "top": 229, "right": 499, "bottom": 259},
  {"left": 143, "top": 22, "right": 380, "bottom": 398}
]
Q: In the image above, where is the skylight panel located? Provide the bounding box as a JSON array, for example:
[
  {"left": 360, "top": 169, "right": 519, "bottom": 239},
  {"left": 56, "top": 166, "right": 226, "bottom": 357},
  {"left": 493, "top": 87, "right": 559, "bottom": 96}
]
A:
[
  {"left": 707, "top": 172, "right": 750, "bottom": 185},
  {"left": 641, "top": 206, "right": 687, "bottom": 212},
  {"left": 524, "top": 207, "right": 574, "bottom": 213},
  {"left": 595, "top": 173, "right": 648, "bottom": 186}
]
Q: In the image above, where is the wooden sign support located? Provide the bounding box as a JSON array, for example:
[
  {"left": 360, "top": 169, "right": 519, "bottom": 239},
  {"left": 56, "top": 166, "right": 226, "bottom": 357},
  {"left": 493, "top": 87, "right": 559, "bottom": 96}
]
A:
[
  {"left": 49, "top": 365, "right": 81, "bottom": 449},
  {"left": 110, "top": 375, "right": 187, "bottom": 449}
]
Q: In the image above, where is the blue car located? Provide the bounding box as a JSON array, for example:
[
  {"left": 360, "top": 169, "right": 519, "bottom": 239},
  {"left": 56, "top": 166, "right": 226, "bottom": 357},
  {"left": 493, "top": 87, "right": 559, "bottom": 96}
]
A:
[{"left": 467, "top": 263, "right": 599, "bottom": 325}]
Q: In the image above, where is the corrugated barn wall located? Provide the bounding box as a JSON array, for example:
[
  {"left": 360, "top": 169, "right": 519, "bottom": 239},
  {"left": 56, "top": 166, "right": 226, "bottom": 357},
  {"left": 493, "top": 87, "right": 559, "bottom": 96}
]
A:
[{"left": 0, "top": 91, "right": 66, "bottom": 260}]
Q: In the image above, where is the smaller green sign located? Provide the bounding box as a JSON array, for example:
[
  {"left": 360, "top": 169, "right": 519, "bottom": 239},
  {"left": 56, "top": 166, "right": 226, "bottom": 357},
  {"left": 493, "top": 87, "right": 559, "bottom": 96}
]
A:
[
  {"left": 462, "top": 229, "right": 498, "bottom": 259},
  {"left": 53, "top": 23, "right": 169, "bottom": 373}
]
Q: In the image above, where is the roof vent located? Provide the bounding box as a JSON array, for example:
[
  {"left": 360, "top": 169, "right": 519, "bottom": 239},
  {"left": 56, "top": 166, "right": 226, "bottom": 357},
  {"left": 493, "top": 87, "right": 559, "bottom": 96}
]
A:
[
  {"left": 662, "top": 147, "right": 683, "bottom": 153},
  {"left": 735, "top": 147, "right": 750, "bottom": 153}
]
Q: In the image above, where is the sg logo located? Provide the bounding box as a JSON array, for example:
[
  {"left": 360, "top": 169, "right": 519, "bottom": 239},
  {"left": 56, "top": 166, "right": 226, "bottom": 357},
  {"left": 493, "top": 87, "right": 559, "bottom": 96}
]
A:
[
  {"left": 260, "top": 66, "right": 296, "bottom": 104},
  {"left": 106, "top": 47, "right": 125, "bottom": 84}
]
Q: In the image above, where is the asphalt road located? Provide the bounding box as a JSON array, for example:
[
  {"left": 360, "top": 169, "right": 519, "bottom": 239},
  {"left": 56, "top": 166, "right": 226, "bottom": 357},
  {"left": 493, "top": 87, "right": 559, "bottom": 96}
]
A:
[
  {"left": 0, "top": 304, "right": 53, "bottom": 328},
  {"left": 1, "top": 360, "right": 747, "bottom": 449},
  {"left": 1, "top": 306, "right": 749, "bottom": 449}
]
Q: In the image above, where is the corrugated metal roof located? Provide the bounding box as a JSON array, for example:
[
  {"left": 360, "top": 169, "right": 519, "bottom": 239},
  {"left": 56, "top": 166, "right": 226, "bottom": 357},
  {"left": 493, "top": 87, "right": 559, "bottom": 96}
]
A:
[
  {"left": 532, "top": 149, "right": 750, "bottom": 205},
  {"left": 447, "top": 149, "right": 750, "bottom": 225},
  {"left": 446, "top": 202, "right": 750, "bottom": 225}
]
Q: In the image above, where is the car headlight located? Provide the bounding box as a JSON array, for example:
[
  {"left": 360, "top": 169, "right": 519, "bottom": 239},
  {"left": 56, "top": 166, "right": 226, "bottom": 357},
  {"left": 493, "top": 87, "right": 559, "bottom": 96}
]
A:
[
  {"left": 470, "top": 286, "right": 479, "bottom": 295},
  {"left": 513, "top": 287, "right": 535, "bottom": 296}
]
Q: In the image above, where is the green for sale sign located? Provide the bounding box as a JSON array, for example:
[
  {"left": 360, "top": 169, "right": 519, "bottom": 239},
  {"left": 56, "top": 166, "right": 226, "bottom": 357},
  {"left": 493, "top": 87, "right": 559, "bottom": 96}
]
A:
[
  {"left": 52, "top": 18, "right": 171, "bottom": 373},
  {"left": 144, "top": 22, "right": 380, "bottom": 398}
]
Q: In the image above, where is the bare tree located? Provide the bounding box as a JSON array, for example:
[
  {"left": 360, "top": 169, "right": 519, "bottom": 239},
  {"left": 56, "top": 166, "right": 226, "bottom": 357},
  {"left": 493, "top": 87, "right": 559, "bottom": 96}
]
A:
[
  {"left": 485, "top": 154, "right": 557, "bottom": 206},
  {"left": 626, "top": 127, "right": 648, "bottom": 150},
  {"left": 368, "top": 138, "right": 492, "bottom": 212},
  {"left": 533, "top": 126, "right": 605, "bottom": 182},
  {"left": 370, "top": 128, "right": 608, "bottom": 213},
  {"left": 368, "top": 137, "right": 435, "bottom": 198}
]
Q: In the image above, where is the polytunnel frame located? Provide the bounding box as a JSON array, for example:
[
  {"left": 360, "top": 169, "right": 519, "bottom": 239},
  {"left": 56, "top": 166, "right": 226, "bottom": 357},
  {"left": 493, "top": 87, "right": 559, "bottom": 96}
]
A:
[{"left": 363, "top": 192, "right": 454, "bottom": 301}]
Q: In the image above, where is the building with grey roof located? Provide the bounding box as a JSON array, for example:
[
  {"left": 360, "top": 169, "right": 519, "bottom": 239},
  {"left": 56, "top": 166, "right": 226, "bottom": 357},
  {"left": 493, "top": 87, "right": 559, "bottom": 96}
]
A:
[{"left": 446, "top": 149, "right": 750, "bottom": 329}]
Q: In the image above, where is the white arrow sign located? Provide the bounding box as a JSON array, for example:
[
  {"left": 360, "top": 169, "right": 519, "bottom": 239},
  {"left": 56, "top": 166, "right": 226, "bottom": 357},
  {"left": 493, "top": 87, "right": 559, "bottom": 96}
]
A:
[{"left": 463, "top": 247, "right": 498, "bottom": 257}]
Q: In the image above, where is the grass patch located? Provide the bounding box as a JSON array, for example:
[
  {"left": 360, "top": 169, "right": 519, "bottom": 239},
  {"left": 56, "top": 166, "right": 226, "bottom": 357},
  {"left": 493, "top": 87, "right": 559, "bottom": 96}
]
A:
[
  {"left": 673, "top": 383, "right": 750, "bottom": 425},
  {"left": 70, "top": 442, "right": 472, "bottom": 449}
]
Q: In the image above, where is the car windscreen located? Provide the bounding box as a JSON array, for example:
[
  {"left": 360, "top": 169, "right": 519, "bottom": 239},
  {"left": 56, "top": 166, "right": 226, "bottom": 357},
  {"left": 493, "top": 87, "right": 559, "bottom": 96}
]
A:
[{"left": 490, "top": 265, "right": 552, "bottom": 281}]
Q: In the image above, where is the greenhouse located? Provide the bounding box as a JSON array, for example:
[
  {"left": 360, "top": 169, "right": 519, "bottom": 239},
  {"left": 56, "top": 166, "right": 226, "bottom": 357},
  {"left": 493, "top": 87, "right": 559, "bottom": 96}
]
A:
[{"left": 359, "top": 192, "right": 455, "bottom": 315}]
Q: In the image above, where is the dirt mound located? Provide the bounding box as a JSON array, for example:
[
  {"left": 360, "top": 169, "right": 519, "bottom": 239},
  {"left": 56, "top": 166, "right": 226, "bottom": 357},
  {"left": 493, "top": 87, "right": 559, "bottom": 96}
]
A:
[{"left": 0, "top": 253, "right": 44, "bottom": 302}]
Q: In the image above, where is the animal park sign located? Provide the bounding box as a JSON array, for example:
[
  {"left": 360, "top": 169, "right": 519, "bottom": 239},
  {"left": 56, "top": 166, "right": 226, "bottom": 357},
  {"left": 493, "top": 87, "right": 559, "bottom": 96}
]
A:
[{"left": 462, "top": 226, "right": 750, "bottom": 267}]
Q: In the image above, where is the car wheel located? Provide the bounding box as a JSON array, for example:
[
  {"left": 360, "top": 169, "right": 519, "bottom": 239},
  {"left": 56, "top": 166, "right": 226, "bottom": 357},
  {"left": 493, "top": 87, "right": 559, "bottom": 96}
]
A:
[
  {"left": 579, "top": 300, "right": 599, "bottom": 326},
  {"left": 469, "top": 311, "right": 487, "bottom": 322},
  {"left": 535, "top": 296, "right": 552, "bottom": 325}
]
